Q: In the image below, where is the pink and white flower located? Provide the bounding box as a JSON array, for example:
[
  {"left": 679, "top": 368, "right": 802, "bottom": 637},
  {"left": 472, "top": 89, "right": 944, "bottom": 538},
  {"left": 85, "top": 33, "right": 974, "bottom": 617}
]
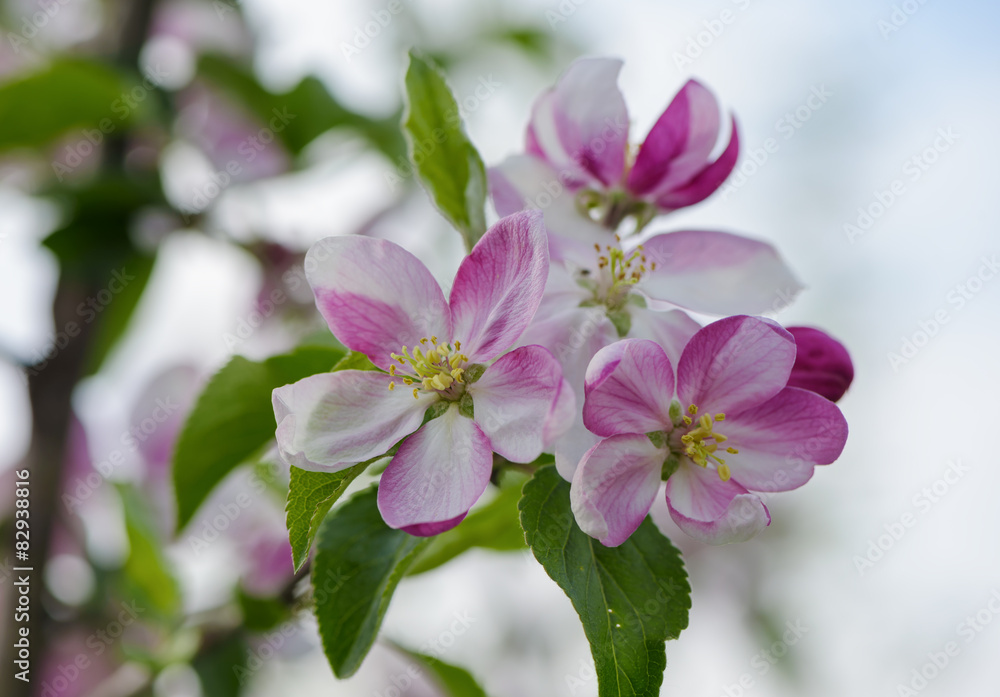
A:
[
  {"left": 519, "top": 227, "right": 802, "bottom": 478},
  {"left": 570, "top": 316, "right": 848, "bottom": 546},
  {"left": 490, "top": 57, "right": 740, "bottom": 260},
  {"left": 272, "top": 211, "right": 569, "bottom": 536}
]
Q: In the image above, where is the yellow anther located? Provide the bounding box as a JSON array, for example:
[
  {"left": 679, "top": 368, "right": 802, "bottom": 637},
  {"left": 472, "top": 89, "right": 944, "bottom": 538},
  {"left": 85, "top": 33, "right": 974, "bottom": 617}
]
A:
[
  {"left": 388, "top": 381, "right": 395, "bottom": 391},
  {"left": 451, "top": 368, "right": 465, "bottom": 382},
  {"left": 650, "top": 262, "right": 657, "bottom": 271},
  {"left": 594, "top": 243, "right": 602, "bottom": 252},
  {"left": 420, "top": 337, "right": 428, "bottom": 344},
  {"left": 681, "top": 404, "right": 736, "bottom": 472},
  {"left": 428, "top": 374, "right": 453, "bottom": 391},
  {"left": 403, "top": 378, "right": 413, "bottom": 385},
  {"left": 454, "top": 340, "right": 461, "bottom": 350},
  {"left": 389, "top": 365, "right": 396, "bottom": 376},
  {"left": 412, "top": 388, "right": 419, "bottom": 399},
  {"left": 430, "top": 335, "right": 438, "bottom": 344}
]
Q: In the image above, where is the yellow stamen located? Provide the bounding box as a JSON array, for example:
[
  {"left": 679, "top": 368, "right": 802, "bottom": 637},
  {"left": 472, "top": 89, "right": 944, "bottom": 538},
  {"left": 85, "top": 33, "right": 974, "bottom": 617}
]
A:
[
  {"left": 682, "top": 416, "right": 692, "bottom": 426},
  {"left": 412, "top": 388, "right": 419, "bottom": 399},
  {"left": 715, "top": 413, "right": 726, "bottom": 421},
  {"left": 389, "top": 365, "right": 396, "bottom": 376},
  {"left": 454, "top": 340, "right": 461, "bottom": 350},
  {"left": 688, "top": 404, "right": 698, "bottom": 415},
  {"left": 726, "top": 447, "right": 739, "bottom": 454},
  {"left": 717, "top": 464, "right": 731, "bottom": 482},
  {"left": 388, "top": 381, "right": 395, "bottom": 391}
]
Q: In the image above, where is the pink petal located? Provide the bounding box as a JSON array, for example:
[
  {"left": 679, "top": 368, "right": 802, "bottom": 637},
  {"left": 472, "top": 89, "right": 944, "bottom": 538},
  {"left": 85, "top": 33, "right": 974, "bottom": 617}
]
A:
[
  {"left": 637, "top": 230, "right": 803, "bottom": 316},
  {"left": 583, "top": 339, "right": 675, "bottom": 437},
  {"left": 677, "top": 315, "right": 796, "bottom": 416},
  {"left": 628, "top": 308, "right": 701, "bottom": 368},
  {"left": 488, "top": 155, "right": 610, "bottom": 267},
  {"left": 665, "top": 464, "right": 770, "bottom": 545},
  {"left": 724, "top": 386, "right": 849, "bottom": 492},
  {"left": 377, "top": 405, "right": 493, "bottom": 535},
  {"left": 570, "top": 434, "right": 665, "bottom": 547},
  {"left": 653, "top": 118, "right": 739, "bottom": 211},
  {"left": 450, "top": 211, "right": 549, "bottom": 362},
  {"left": 272, "top": 371, "right": 436, "bottom": 472},
  {"left": 628, "top": 79, "right": 723, "bottom": 197},
  {"left": 306, "top": 236, "right": 451, "bottom": 371},
  {"left": 468, "top": 345, "right": 565, "bottom": 463},
  {"left": 517, "top": 279, "right": 618, "bottom": 479},
  {"left": 786, "top": 326, "right": 854, "bottom": 402},
  {"left": 526, "top": 57, "right": 629, "bottom": 188},
  {"left": 544, "top": 376, "right": 577, "bottom": 448}
]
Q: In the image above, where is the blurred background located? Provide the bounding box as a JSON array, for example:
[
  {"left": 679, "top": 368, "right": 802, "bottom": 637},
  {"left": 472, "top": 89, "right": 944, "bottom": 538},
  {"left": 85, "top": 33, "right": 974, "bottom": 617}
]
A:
[{"left": 1, "top": 0, "right": 998, "bottom": 695}]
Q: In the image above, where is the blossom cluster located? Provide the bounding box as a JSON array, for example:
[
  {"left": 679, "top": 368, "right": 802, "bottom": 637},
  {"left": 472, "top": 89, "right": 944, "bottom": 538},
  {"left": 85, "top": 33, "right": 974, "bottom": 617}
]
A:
[{"left": 272, "top": 57, "right": 851, "bottom": 545}]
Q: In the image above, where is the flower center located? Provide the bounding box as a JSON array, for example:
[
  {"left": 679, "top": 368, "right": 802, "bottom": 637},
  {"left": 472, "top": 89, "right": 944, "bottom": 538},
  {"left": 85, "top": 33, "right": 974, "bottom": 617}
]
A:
[
  {"left": 676, "top": 404, "right": 739, "bottom": 482},
  {"left": 595, "top": 241, "right": 653, "bottom": 293},
  {"left": 388, "top": 337, "right": 468, "bottom": 400}
]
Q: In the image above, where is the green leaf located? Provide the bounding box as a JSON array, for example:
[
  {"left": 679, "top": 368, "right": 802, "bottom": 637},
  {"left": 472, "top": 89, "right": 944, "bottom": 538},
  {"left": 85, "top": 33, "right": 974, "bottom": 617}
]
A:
[
  {"left": 518, "top": 466, "right": 691, "bottom": 697},
  {"left": 119, "top": 486, "right": 180, "bottom": 618},
  {"left": 285, "top": 461, "right": 369, "bottom": 572},
  {"left": 172, "top": 345, "right": 345, "bottom": 531},
  {"left": 197, "top": 54, "right": 404, "bottom": 160},
  {"left": 407, "top": 476, "right": 527, "bottom": 576},
  {"left": 0, "top": 59, "right": 136, "bottom": 151},
  {"left": 192, "top": 634, "right": 248, "bottom": 697},
  {"left": 403, "top": 51, "right": 488, "bottom": 249},
  {"left": 312, "top": 486, "right": 430, "bottom": 678},
  {"left": 238, "top": 588, "right": 289, "bottom": 632},
  {"left": 82, "top": 253, "right": 156, "bottom": 375},
  {"left": 394, "top": 645, "right": 489, "bottom": 697}
]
